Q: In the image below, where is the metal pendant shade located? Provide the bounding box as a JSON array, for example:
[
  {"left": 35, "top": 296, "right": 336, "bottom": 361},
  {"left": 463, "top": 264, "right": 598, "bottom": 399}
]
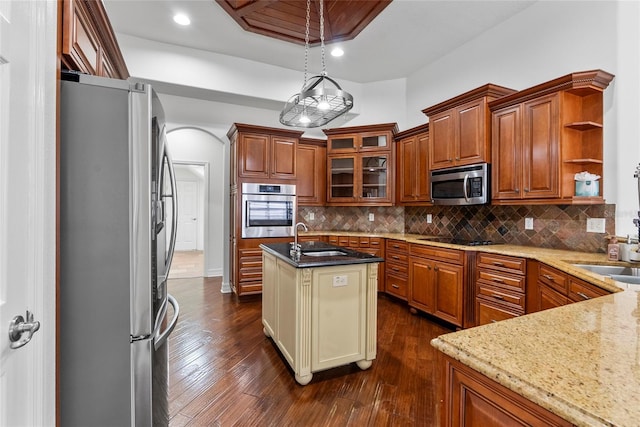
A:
[{"left": 280, "top": 0, "right": 354, "bottom": 128}]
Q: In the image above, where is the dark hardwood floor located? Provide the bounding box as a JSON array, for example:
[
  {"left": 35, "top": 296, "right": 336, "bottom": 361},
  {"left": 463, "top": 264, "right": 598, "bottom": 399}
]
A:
[{"left": 167, "top": 277, "right": 453, "bottom": 426}]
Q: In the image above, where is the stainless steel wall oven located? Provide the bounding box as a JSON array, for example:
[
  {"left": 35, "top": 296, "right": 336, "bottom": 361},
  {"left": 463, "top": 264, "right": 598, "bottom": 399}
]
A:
[{"left": 241, "top": 183, "right": 296, "bottom": 238}]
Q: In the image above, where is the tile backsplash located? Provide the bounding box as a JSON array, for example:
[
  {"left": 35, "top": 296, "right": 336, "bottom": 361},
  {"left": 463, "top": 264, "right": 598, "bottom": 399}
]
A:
[{"left": 299, "top": 204, "right": 616, "bottom": 253}]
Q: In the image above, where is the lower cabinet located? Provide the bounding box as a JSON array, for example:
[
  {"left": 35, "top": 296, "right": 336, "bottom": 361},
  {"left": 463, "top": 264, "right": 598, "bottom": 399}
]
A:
[
  {"left": 442, "top": 355, "right": 572, "bottom": 426},
  {"left": 385, "top": 239, "right": 409, "bottom": 299},
  {"left": 531, "top": 262, "right": 612, "bottom": 312},
  {"left": 474, "top": 253, "right": 526, "bottom": 326},
  {"left": 408, "top": 244, "right": 465, "bottom": 327}
]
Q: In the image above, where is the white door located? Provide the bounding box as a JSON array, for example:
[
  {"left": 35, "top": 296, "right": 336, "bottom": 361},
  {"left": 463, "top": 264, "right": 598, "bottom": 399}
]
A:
[
  {"left": 175, "top": 180, "right": 198, "bottom": 251},
  {"left": 0, "top": 1, "right": 56, "bottom": 426}
]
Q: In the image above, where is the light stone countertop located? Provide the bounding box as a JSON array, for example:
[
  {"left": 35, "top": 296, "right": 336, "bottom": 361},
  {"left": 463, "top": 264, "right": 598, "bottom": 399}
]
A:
[
  {"left": 302, "top": 230, "right": 640, "bottom": 425},
  {"left": 300, "top": 230, "right": 632, "bottom": 293},
  {"left": 431, "top": 290, "right": 640, "bottom": 426}
]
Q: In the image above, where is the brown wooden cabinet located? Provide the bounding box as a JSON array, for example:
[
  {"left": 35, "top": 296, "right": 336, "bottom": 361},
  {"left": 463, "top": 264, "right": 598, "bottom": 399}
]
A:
[
  {"left": 385, "top": 239, "right": 409, "bottom": 299},
  {"left": 442, "top": 355, "right": 573, "bottom": 427},
  {"left": 395, "top": 124, "right": 431, "bottom": 205},
  {"left": 60, "top": 0, "right": 129, "bottom": 79},
  {"left": 529, "top": 262, "right": 612, "bottom": 313},
  {"left": 296, "top": 138, "right": 326, "bottom": 206},
  {"left": 422, "top": 84, "right": 516, "bottom": 170},
  {"left": 408, "top": 244, "right": 465, "bottom": 327},
  {"left": 474, "top": 253, "right": 526, "bottom": 326},
  {"left": 324, "top": 123, "right": 398, "bottom": 206},
  {"left": 227, "top": 123, "right": 303, "bottom": 297},
  {"left": 490, "top": 70, "right": 614, "bottom": 205},
  {"left": 234, "top": 130, "right": 299, "bottom": 180}
]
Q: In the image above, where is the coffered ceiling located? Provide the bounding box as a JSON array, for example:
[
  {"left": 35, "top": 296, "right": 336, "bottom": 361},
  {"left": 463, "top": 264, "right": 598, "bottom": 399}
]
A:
[{"left": 216, "top": 0, "right": 392, "bottom": 45}]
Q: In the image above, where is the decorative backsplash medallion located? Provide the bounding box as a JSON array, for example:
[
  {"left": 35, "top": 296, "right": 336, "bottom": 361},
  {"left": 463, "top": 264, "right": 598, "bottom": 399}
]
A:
[{"left": 299, "top": 204, "right": 615, "bottom": 253}]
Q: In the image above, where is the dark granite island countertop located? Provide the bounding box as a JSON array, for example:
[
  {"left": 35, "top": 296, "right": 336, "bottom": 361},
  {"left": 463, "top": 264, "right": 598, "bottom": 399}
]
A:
[{"left": 259, "top": 241, "right": 384, "bottom": 268}]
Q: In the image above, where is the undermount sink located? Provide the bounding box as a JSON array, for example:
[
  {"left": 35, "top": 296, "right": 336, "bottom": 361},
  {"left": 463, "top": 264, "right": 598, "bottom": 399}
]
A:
[
  {"left": 303, "top": 250, "right": 348, "bottom": 257},
  {"left": 572, "top": 264, "right": 640, "bottom": 286},
  {"left": 572, "top": 264, "right": 640, "bottom": 276}
]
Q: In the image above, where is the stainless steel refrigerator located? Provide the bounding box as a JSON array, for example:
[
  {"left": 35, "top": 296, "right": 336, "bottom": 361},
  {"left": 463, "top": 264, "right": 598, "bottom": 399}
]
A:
[{"left": 59, "top": 72, "right": 179, "bottom": 426}]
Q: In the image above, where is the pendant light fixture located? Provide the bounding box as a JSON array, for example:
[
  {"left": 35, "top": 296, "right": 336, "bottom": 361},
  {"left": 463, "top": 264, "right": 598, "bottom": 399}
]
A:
[{"left": 279, "top": 0, "right": 354, "bottom": 128}]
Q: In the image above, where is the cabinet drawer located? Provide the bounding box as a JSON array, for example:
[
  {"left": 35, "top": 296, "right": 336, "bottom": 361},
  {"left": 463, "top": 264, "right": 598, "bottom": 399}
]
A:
[
  {"left": 476, "top": 269, "right": 526, "bottom": 292},
  {"left": 327, "top": 235, "right": 339, "bottom": 245},
  {"left": 386, "top": 239, "right": 408, "bottom": 252},
  {"left": 385, "top": 273, "right": 408, "bottom": 300},
  {"left": 476, "top": 253, "right": 526, "bottom": 275},
  {"left": 477, "top": 283, "right": 525, "bottom": 309},
  {"left": 349, "top": 236, "right": 360, "bottom": 247},
  {"left": 538, "top": 264, "right": 568, "bottom": 294},
  {"left": 369, "top": 237, "right": 383, "bottom": 248},
  {"left": 410, "top": 244, "right": 464, "bottom": 264},
  {"left": 386, "top": 252, "right": 408, "bottom": 264},
  {"left": 568, "top": 277, "right": 609, "bottom": 302},
  {"left": 476, "top": 297, "right": 522, "bottom": 326},
  {"left": 238, "top": 267, "right": 262, "bottom": 282},
  {"left": 386, "top": 262, "right": 408, "bottom": 276}
]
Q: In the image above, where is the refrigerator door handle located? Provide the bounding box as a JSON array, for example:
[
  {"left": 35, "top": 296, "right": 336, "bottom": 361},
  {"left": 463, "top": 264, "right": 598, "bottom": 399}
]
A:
[
  {"left": 154, "top": 294, "right": 179, "bottom": 350},
  {"left": 163, "top": 141, "right": 178, "bottom": 273}
]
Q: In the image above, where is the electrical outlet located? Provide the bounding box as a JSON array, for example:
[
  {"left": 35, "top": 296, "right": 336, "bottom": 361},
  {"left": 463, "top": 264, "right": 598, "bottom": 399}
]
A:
[
  {"left": 427, "top": 214, "right": 433, "bottom": 224},
  {"left": 586, "top": 218, "right": 606, "bottom": 233},
  {"left": 525, "top": 217, "right": 534, "bottom": 230},
  {"left": 309, "top": 212, "right": 315, "bottom": 221},
  {"left": 368, "top": 213, "right": 374, "bottom": 222}
]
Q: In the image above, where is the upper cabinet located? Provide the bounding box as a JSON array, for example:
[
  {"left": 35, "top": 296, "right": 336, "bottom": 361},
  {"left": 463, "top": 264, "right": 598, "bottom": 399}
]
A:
[
  {"left": 323, "top": 123, "right": 398, "bottom": 206},
  {"left": 422, "top": 84, "right": 516, "bottom": 170},
  {"left": 297, "top": 138, "right": 327, "bottom": 206},
  {"left": 489, "top": 70, "right": 614, "bottom": 205},
  {"left": 395, "top": 124, "right": 431, "bottom": 205},
  {"left": 60, "top": 0, "right": 129, "bottom": 79},
  {"left": 227, "top": 123, "right": 303, "bottom": 183}
]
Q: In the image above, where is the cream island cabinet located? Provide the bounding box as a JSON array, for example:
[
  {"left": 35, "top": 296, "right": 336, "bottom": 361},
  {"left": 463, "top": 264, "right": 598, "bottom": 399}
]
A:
[{"left": 260, "top": 242, "right": 382, "bottom": 385}]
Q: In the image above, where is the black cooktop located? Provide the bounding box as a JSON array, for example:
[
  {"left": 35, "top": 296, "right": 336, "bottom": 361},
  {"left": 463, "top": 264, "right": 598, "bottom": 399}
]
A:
[{"left": 419, "top": 237, "right": 500, "bottom": 246}]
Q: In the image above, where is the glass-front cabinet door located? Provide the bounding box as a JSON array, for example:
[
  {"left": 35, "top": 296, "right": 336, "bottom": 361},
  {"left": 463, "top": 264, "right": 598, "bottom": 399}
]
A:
[
  {"left": 359, "top": 131, "right": 389, "bottom": 151},
  {"left": 329, "top": 156, "right": 355, "bottom": 201},
  {"left": 328, "top": 153, "right": 392, "bottom": 205},
  {"left": 361, "top": 155, "right": 388, "bottom": 199}
]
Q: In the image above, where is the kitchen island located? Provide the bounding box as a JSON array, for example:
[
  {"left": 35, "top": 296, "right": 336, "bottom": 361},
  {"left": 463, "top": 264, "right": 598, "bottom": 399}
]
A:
[
  {"left": 260, "top": 242, "right": 383, "bottom": 385},
  {"left": 431, "top": 289, "right": 640, "bottom": 426}
]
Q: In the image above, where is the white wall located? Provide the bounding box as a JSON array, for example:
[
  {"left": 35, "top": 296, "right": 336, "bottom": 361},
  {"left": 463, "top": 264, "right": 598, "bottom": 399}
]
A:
[
  {"left": 166, "top": 127, "right": 226, "bottom": 279},
  {"left": 406, "top": 0, "right": 640, "bottom": 238}
]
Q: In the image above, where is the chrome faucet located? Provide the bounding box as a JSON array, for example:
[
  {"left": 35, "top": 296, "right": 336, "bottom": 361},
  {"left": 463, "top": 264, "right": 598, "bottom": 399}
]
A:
[{"left": 291, "top": 222, "right": 309, "bottom": 258}]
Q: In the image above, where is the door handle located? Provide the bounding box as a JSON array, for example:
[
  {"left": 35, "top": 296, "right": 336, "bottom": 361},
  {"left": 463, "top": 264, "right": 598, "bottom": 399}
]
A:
[{"left": 8, "top": 310, "right": 40, "bottom": 349}]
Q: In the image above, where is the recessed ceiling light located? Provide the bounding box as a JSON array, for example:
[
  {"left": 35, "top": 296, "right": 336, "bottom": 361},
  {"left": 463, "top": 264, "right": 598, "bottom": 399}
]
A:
[
  {"left": 331, "top": 47, "right": 344, "bottom": 57},
  {"left": 173, "top": 14, "right": 191, "bottom": 26}
]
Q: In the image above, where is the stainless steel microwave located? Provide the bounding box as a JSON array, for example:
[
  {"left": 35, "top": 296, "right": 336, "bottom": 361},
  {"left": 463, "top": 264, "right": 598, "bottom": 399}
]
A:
[{"left": 430, "top": 163, "right": 490, "bottom": 205}]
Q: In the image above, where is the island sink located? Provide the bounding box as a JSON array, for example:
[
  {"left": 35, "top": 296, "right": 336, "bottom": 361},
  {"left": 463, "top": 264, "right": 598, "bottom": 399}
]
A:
[{"left": 302, "top": 250, "right": 347, "bottom": 257}]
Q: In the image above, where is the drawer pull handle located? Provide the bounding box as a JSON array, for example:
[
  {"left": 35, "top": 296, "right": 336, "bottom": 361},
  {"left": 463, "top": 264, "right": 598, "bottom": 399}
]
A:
[
  {"left": 392, "top": 256, "right": 400, "bottom": 260},
  {"left": 543, "top": 274, "right": 554, "bottom": 281},
  {"left": 391, "top": 284, "right": 400, "bottom": 289},
  {"left": 490, "top": 319, "right": 498, "bottom": 323},
  {"left": 492, "top": 278, "right": 505, "bottom": 283},
  {"left": 392, "top": 267, "right": 400, "bottom": 271},
  {"left": 577, "top": 292, "right": 590, "bottom": 300},
  {"left": 434, "top": 266, "right": 439, "bottom": 271},
  {"left": 492, "top": 294, "right": 504, "bottom": 300},
  {"left": 493, "top": 262, "right": 504, "bottom": 266}
]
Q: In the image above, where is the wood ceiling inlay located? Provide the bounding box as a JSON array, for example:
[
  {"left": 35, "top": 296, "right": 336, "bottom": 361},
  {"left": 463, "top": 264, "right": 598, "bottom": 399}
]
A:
[{"left": 216, "top": 0, "right": 392, "bottom": 45}]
